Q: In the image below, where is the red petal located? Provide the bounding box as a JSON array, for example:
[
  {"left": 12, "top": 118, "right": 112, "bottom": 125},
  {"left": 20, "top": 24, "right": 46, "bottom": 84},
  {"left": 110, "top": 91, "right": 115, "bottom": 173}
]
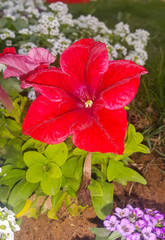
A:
[
  {"left": 86, "top": 41, "right": 109, "bottom": 98},
  {"left": 22, "top": 68, "right": 75, "bottom": 101},
  {"left": 60, "top": 38, "right": 95, "bottom": 99},
  {"left": 0, "top": 47, "right": 16, "bottom": 56},
  {"left": 99, "top": 60, "right": 148, "bottom": 109},
  {"left": 22, "top": 95, "right": 82, "bottom": 144},
  {"left": 72, "top": 106, "right": 127, "bottom": 154}
]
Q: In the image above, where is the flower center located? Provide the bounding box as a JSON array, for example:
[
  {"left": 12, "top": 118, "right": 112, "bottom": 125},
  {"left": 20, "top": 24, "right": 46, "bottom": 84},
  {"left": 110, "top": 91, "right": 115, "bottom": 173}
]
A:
[{"left": 85, "top": 100, "right": 93, "bottom": 108}]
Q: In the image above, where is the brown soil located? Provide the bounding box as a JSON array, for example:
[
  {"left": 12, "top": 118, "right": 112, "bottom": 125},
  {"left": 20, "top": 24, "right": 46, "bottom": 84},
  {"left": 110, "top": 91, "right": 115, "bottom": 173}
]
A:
[{"left": 15, "top": 153, "right": 165, "bottom": 240}]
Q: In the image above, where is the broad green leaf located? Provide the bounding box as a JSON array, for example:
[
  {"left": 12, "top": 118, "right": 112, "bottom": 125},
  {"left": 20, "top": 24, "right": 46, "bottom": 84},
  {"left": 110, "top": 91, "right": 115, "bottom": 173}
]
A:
[
  {"left": 5, "top": 118, "right": 21, "bottom": 135},
  {"left": 41, "top": 174, "right": 62, "bottom": 195},
  {"left": 0, "top": 186, "right": 10, "bottom": 204},
  {"left": 61, "top": 156, "right": 78, "bottom": 178},
  {"left": 107, "top": 159, "right": 124, "bottom": 182},
  {"left": 8, "top": 178, "right": 38, "bottom": 207},
  {"left": 91, "top": 181, "right": 113, "bottom": 220},
  {"left": 136, "top": 144, "right": 150, "bottom": 154},
  {"left": 47, "top": 162, "right": 62, "bottom": 178},
  {"left": 90, "top": 228, "right": 110, "bottom": 238},
  {"left": 22, "top": 138, "right": 36, "bottom": 151},
  {"left": 113, "top": 177, "right": 127, "bottom": 186},
  {"left": 24, "top": 151, "right": 49, "bottom": 167},
  {"left": 74, "top": 156, "right": 84, "bottom": 180},
  {"left": 52, "top": 192, "right": 67, "bottom": 214},
  {"left": 47, "top": 208, "right": 58, "bottom": 220},
  {"left": 45, "top": 143, "right": 68, "bottom": 166},
  {"left": 0, "top": 18, "right": 7, "bottom": 28},
  {"left": 14, "top": 201, "right": 26, "bottom": 215},
  {"left": 0, "top": 77, "right": 22, "bottom": 95},
  {"left": 12, "top": 18, "right": 28, "bottom": 30},
  {"left": 67, "top": 177, "right": 80, "bottom": 191},
  {"left": 92, "top": 154, "right": 109, "bottom": 165},
  {"left": 73, "top": 148, "right": 87, "bottom": 156},
  {"left": 26, "top": 164, "right": 45, "bottom": 183},
  {"left": 0, "top": 164, "right": 12, "bottom": 175},
  {"left": 107, "top": 231, "right": 122, "bottom": 240},
  {"left": 88, "top": 179, "right": 103, "bottom": 197},
  {"left": 116, "top": 167, "right": 147, "bottom": 185},
  {"left": 135, "top": 132, "right": 144, "bottom": 144},
  {"left": 1, "top": 169, "right": 25, "bottom": 188}
]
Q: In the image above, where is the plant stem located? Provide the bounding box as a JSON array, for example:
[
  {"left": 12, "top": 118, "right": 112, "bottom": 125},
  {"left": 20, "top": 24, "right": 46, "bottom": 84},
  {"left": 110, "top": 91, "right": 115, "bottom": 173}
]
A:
[
  {"left": 0, "top": 84, "right": 13, "bottom": 112},
  {"left": 77, "top": 152, "right": 92, "bottom": 205}
]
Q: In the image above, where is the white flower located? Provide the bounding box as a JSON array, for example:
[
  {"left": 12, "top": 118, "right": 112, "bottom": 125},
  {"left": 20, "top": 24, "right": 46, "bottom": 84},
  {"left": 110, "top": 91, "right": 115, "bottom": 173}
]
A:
[
  {"left": 0, "top": 220, "right": 11, "bottom": 234},
  {"left": 114, "top": 22, "right": 130, "bottom": 38},
  {"left": 19, "top": 28, "right": 32, "bottom": 35},
  {"left": 28, "top": 89, "right": 36, "bottom": 101}
]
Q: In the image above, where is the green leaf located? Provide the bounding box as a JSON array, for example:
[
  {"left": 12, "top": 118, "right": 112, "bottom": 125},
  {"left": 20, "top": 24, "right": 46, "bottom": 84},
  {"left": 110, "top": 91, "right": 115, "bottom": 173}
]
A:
[
  {"left": 22, "top": 138, "right": 36, "bottom": 151},
  {"left": 0, "top": 18, "right": 7, "bottom": 28},
  {"left": 74, "top": 156, "right": 84, "bottom": 180},
  {"left": 26, "top": 164, "right": 45, "bottom": 183},
  {"left": 0, "top": 77, "right": 22, "bottom": 96},
  {"left": 52, "top": 191, "right": 67, "bottom": 211},
  {"left": 61, "top": 156, "right": 78, "bottom": 178},
  {"left": 90, "top": 228, "right": 110, "bottom": 238},
  {"left": 8, "top": 178, "right": 38, "bottom": 207},
  {"left": 24, "top": 151, "right": 49, "bottom": 167},
  {"left": 91, "top": 166, "right": 107, "bottom": 181},
  {"left": 45, "top": 143, "right": 68, "bottom": 166},
  {"left": 136, "top": 144, "right": 150, "bottom": 154},
  {"left": 47, "top": 162, "right": 62, "bottom": 178},
  {"left": 67, "top": 177, "right": 80, "bottom": 191},
  {"left": 107, "top": 159, "right": 124, "bottom": 182},
  {"left": 5, "top": 118, "right": 21, "bottom": 135},
  {"left": 12, "top": 18, "right": 28, "bottom": 30},
  {"left": 91, "top": 181, "right": 113, "bottom": 220},
  {"left": 107, "top": 231, "right": 122, "bottom": 240},
  {"left": 41, "top": 174, "right": 62, "bottom": 195},
  {"left": 115, "top": 167, "right": 147, "bottom": 185},
  {"left": 73, "top": 148, "right": 87, "bottom": 156},
  {"left": 0, "top": 186, "right": 10, "bottom": 204},
  {"left": 1, "top": 169, "right": 25, "bottom": 188},
  {"left": 88, "top": 179, "right": 103, "bottom": 197},
  {"left": 14, "top": 201, "right": 26, "bottom": 215}
]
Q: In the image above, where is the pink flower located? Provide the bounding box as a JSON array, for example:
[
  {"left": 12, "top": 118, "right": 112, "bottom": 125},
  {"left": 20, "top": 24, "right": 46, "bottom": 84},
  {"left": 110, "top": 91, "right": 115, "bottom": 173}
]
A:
[
  {"left": 5, "top": 39, "right": 147, "bottom": 153},
  {"left": 0, "top": 47, "right": 55, "bottom": 84}
]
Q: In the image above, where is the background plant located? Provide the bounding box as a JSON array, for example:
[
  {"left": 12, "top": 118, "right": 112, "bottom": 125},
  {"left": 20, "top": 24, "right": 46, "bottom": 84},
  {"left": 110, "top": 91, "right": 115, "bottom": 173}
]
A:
[{"left": 0, "top": 0, "right": 152, "bottom": 223}]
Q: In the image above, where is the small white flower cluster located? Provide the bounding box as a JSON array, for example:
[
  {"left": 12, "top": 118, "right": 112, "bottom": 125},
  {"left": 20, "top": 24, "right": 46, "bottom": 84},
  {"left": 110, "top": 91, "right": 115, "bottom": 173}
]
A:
[
  {"left": 0, "top": 207, "right": 20, "bottom": 240},
  {"left": 0, "top": 0, "right": 150, "bottom": 66},
  {"left": 0, "top": 29, "right": 15, "bottom": 41}
]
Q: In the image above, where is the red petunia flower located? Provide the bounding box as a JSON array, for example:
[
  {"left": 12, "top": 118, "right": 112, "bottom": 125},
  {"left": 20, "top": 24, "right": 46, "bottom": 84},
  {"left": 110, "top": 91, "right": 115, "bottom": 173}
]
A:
[
  {"left": 8, "top": 39, "right": 148, "bottom": 153},
  {"left": 22, "top": 39, "right": 148, "bottom": 153},
  {"left": 0, "top": 47, "right": 55, "bottom": 82}
]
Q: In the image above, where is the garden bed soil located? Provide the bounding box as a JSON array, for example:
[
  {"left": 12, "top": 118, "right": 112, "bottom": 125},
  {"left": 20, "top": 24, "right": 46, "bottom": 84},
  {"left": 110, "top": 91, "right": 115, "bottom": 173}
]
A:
[{"left": 15, "top": 153, "right": 165, "bottom": 240}]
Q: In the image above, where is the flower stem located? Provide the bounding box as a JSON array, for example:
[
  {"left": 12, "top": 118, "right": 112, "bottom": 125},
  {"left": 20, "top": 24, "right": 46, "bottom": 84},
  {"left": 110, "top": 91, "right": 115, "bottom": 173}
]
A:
[
  {"left": 0, "top": 84, "right": 13, "bottom": 112},
  {"left": 77, "top": 152, "right": 92, "bottom": 205}
]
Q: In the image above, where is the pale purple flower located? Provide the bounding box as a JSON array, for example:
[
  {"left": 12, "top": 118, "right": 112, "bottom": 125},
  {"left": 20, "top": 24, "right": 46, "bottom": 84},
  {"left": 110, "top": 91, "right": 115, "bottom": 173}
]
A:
[
  {"left": 145, "top": 208, "right": 159, "bottom": 216},
  {"left": 103, "top": 215, "right": 120, "bottom": 232},
  {"left": 126, "top": 232, "right": 141, "bottom": 240},
  {"left": 133, "top": 208, "right": 144, "bottom": 218},
  {"left": 142, "top": 226, "right": 156, "bottom": 240},
  {"left": 143, "top": 214, "right": 156, "bottom": 227},
  {"left": 136, "top": 219, "right": 147, "bottom": 229},
  {"left": 115, "top": 207, "right": 130, "bottom": 218},
  {"left": 155, "top": 213, "right": 164, "bottom": 222},
  {"left": 116, "top": 218, "right": 135, "bottom": 237},
  {"left": 127, "top": 205, "right": 134, "bottom": 212},
  {"left": 154, "top": 227, "right": 162, "bottom": 238}
]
